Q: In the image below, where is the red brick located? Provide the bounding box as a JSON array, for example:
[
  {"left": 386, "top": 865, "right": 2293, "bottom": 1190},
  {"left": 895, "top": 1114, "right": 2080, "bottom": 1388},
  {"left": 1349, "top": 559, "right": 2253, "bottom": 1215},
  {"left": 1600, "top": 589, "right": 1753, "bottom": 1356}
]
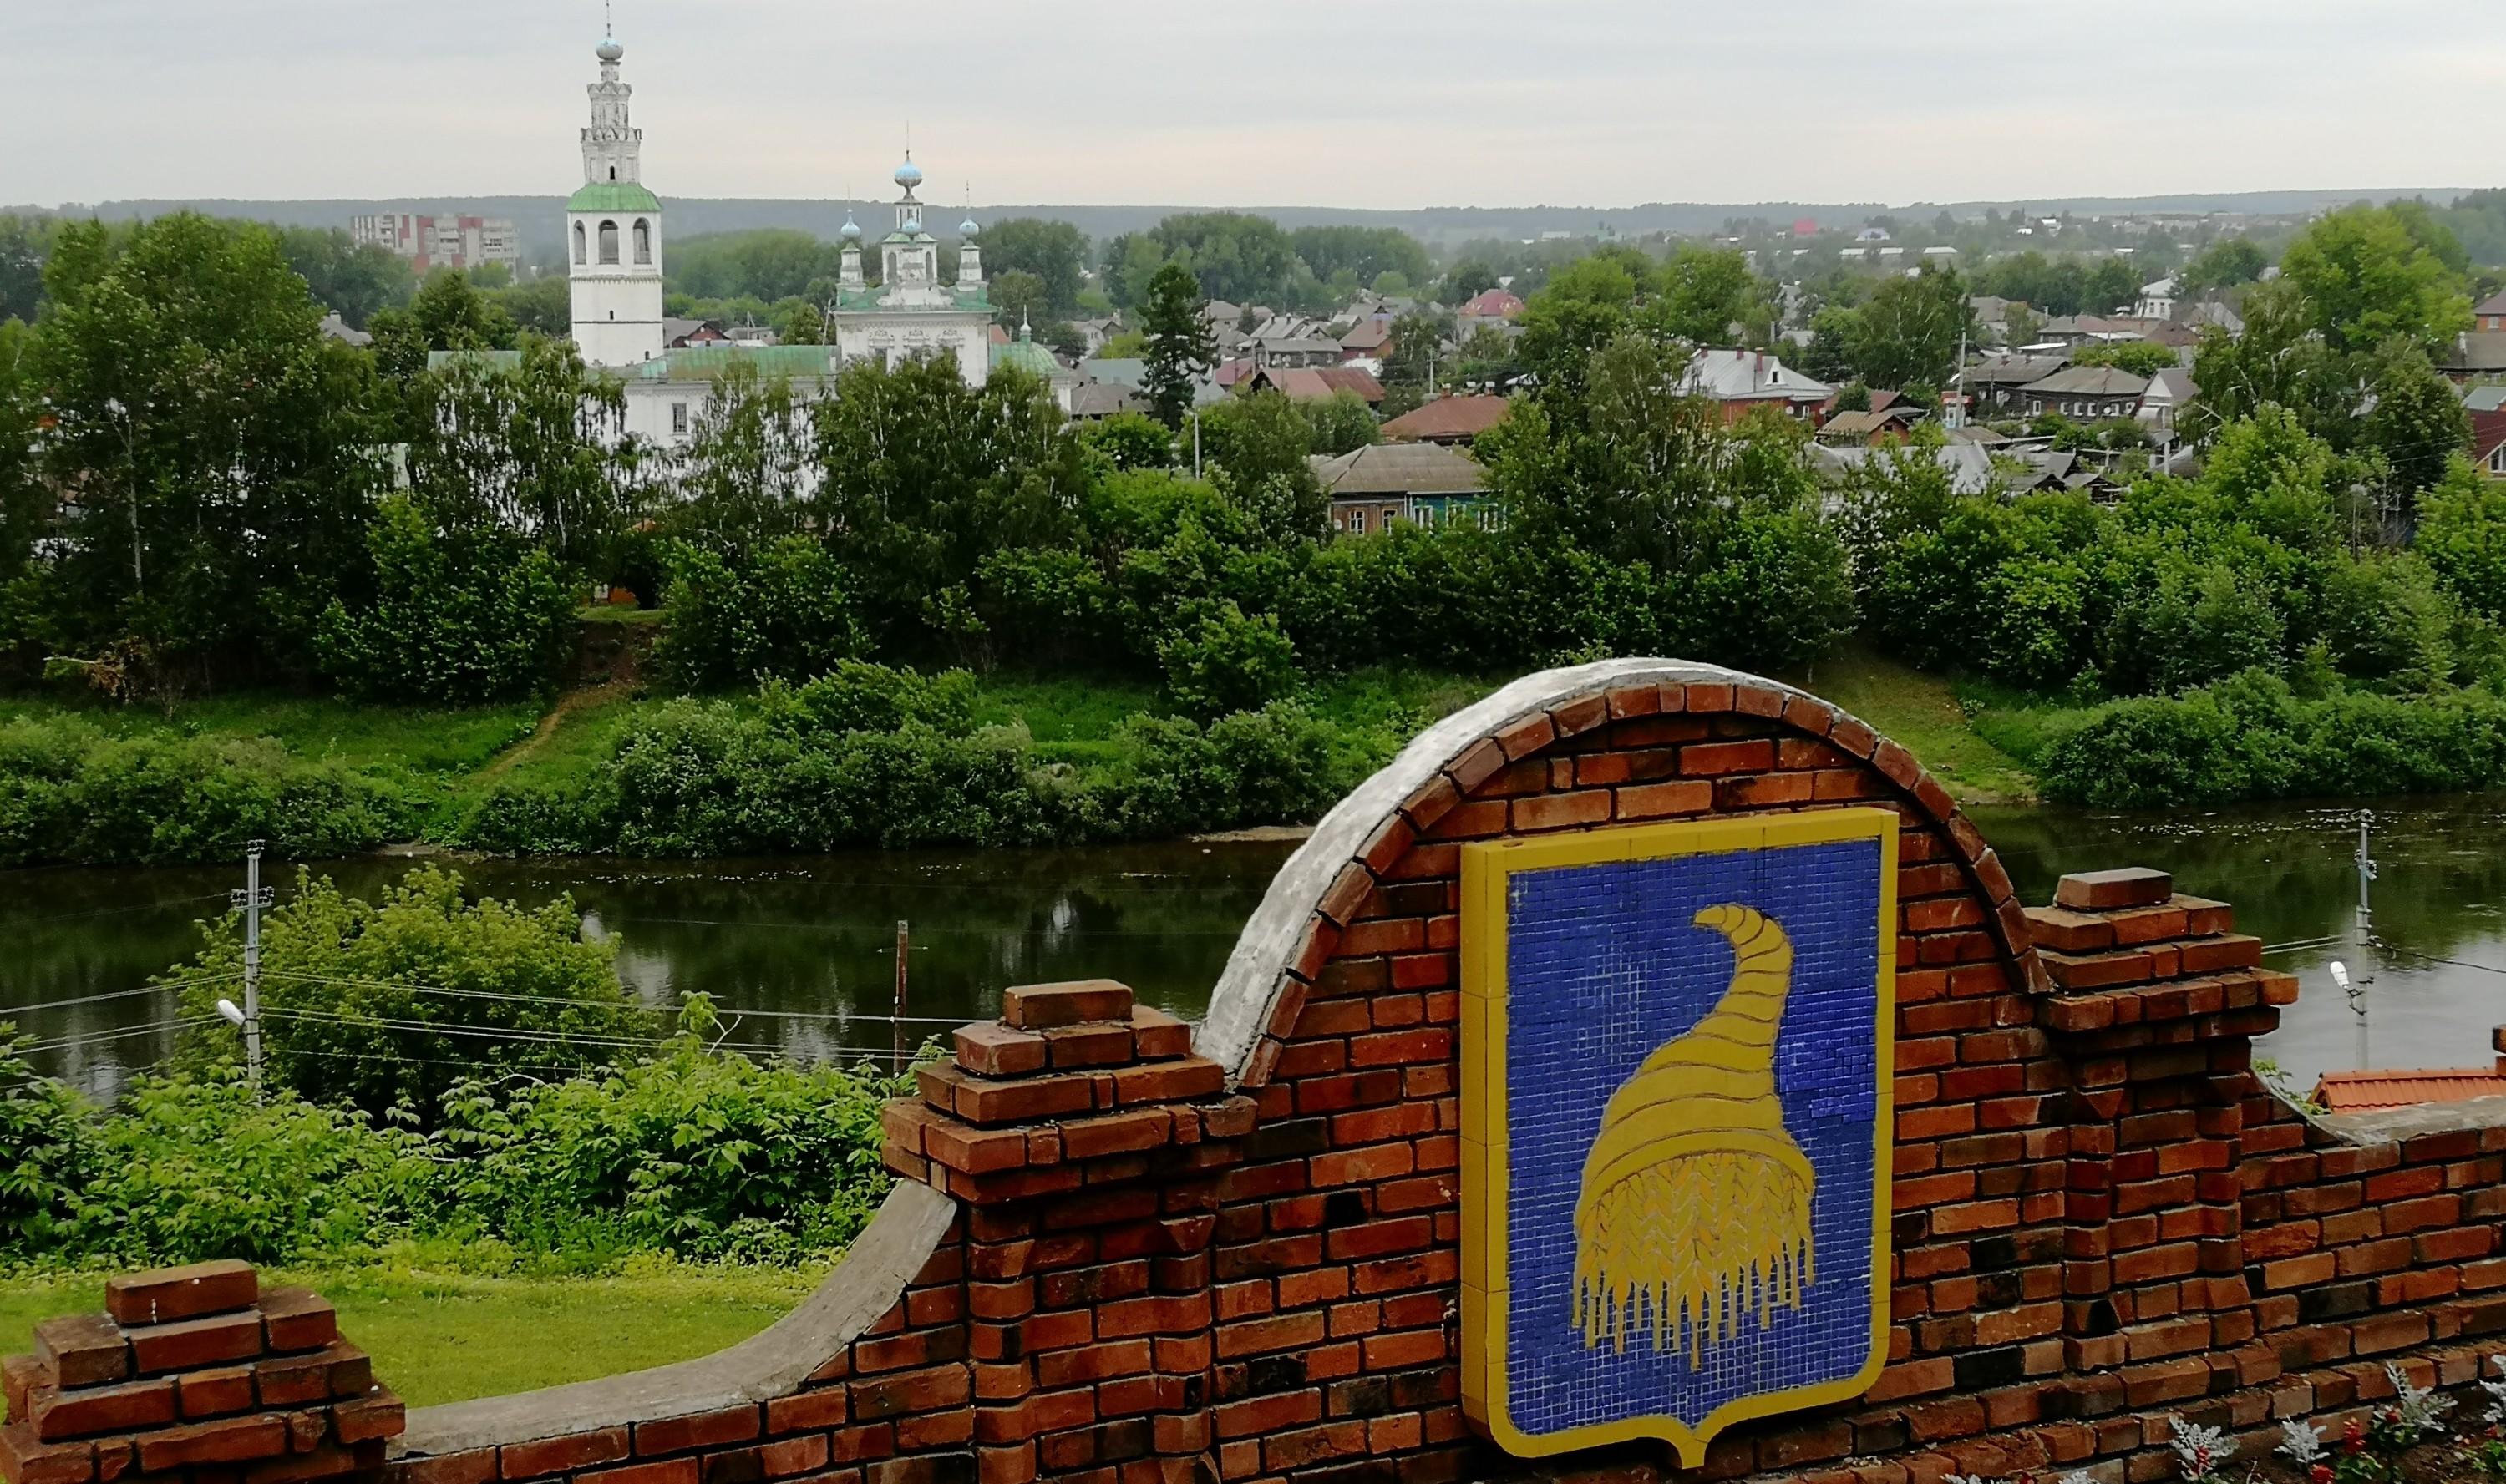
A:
[
  {"left": 500, "top": 1427, "right": 632, "bottom": 1479},
  {"left": 256, "top": 1290, "right": 337, "bottom": 1355},
  {"left": 634, "top": 1406, "right": 758, "bottom": 1456},
  {"left": 134, "top": 1416, "right": 289, "bottom": 1472},
  {"left": 32, "top": 1318, "right": 127, "bottom": 1390},
  {"left": 104, "top": 1261, "right": 258, "bottom": 1328},
  {"left": 953, "top": 1023, "right": 1048, "bottom": 1078},
  {"left": 175, "top": 1367, "right": 255, "bottom": 1421},
  {"left": 1040, "top": 1021, "right": 1134, "bottom": 1069},
  {"left": 25, "top": 1379, "right": 175, "bottom": 1442},
  {"left": 1682, "top": 740, "right": 1774, "bottom": 776},
  {"left": 1511, "top": 793, "right": 1608, "bottom": 832},
  {"left": 0, "top": 1426, "right": 92, "bottom": 1484},
  {"left": 127, "top": 1311, "right": 261, "bottom": 1375},
  {"left": 1001, "top": 980, "right": 1134, "bottom": 1030},
  {"left": 580, "top": 1461, "right": 697, "bottom": 1484},
  {"left": 763, "top": 1388, "right": 847, "bottom": 1435},
  {"left": 393, "top": 1447, "right": 499, "bottom": 1484},
  {"left": 1110, "top": 1058, "right": 1225, "bottom": 1106},
  {"left": 2054, "top": 868, "right": 2173, "bottom": 911},
  {"left": 1129, "top": 1005, "right": 1192, "bottom": 1060},
  {"left": 334, "top": 1390, "right": 406, "bottom": 1446}
]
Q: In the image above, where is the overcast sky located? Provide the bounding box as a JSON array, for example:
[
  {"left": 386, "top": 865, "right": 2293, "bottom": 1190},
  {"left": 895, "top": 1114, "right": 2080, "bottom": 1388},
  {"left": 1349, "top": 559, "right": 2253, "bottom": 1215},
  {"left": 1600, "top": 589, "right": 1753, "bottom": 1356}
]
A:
[{"left": 5, "top": 0, "right": 2491, "bottom": 210}]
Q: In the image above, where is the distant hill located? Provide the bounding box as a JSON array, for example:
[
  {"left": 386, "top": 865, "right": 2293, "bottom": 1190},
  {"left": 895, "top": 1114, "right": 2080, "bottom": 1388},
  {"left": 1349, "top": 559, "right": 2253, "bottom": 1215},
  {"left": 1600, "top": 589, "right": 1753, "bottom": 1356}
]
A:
[{"left": 9, "top": 188, "right": 2471, "bottom": 259}]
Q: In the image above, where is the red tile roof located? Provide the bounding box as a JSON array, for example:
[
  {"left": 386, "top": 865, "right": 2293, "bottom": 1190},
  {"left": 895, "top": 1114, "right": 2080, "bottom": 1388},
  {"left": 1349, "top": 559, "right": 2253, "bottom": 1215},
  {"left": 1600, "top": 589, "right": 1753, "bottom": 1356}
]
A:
[
  {"left": 1256, "top": 365, "right": 1385, "bottom": 403},
  {"left": 2311, "top": 1068, "right": 2506, "bottom": 1113},
  {"left": 1381, "top": 394, "right": 1513, "bottom": 443},
  {"left": 1459, "top": 290, "right": 1524, "bottom": 320}
]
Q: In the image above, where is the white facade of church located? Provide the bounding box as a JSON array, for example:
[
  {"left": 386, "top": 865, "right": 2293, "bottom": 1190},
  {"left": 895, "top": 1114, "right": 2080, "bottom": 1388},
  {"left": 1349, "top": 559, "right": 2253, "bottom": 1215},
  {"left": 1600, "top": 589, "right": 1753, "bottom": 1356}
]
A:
[
  {"left": 551, "top": 33, "right": 997, "bottom": 452},
  {"left": 566, "top": 36, "right": 668, "bottom": 368},
  {"left": 828, "top": 161, "right": 995, "bottom": 388}
]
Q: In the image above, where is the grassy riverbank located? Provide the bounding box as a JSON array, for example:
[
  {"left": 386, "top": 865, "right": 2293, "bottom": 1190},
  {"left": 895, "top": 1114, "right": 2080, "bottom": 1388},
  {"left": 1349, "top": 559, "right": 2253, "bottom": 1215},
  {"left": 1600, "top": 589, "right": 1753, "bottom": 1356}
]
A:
[
  {"left": 0, "top": 1260, "right": 819, "bottom": 1414},
  {"left": 0, "top": 650, "right": 2050, "bottom": 867}
]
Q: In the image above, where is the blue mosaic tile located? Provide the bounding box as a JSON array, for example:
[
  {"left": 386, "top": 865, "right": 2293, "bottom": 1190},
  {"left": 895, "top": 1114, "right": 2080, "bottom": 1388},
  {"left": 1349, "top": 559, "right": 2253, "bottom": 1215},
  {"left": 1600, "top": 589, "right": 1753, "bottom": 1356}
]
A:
[{"left": 1501, "top": 838, "right": 1884, "bottom": 1437}]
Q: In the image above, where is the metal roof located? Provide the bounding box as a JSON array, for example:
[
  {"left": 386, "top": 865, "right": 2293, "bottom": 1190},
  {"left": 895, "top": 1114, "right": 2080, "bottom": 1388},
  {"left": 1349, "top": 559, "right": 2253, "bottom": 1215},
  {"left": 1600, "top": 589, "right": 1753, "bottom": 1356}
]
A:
[
  {"left": 1315, "top": 442, "right": 1489, "bottom": 497},
  {"left": 566, "top": 182, "right": 663, "bottom": 213}
]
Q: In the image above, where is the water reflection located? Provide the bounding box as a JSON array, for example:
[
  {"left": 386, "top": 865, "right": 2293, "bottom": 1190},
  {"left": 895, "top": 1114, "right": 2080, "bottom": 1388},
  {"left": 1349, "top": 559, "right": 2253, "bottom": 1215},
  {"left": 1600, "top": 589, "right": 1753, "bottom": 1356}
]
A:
[
  {"left": 0, "top": 843, "right": 1293, "bottom": 1100},
  {"left": 8, "top": 800, "right": 2506, "bottom": 1100},
  {"left": 1974, "top": 798, "right": 2506, "bottom": 1087}
]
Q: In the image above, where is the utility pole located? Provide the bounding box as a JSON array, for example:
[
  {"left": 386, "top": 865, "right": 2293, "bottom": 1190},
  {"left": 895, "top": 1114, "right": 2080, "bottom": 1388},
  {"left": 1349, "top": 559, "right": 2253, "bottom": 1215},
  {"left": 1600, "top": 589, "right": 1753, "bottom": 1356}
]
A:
[
  {"left": 892, "top": 919, "right": 910, "bottom": 1072},
  {"left": 2353, "top": 809, "right": 2378, "bottom": 1067},
  {"left": 231, "top": 842, "right": 272, "bottom": 1091}
]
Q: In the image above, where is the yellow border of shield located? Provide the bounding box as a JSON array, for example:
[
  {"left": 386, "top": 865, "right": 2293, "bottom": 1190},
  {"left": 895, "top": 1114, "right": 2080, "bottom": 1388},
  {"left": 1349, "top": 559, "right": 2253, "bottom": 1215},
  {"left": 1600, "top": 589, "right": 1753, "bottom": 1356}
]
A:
[{"left": 1458, "top": 809, "right": 1899, "bottom": 1466}]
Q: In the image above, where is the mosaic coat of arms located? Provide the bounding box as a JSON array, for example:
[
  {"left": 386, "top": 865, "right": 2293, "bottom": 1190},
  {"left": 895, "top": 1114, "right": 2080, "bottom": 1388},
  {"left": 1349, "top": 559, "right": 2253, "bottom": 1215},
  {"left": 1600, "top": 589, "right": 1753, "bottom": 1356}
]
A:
[{"left": 1460, "top": 811, "right": 1897, "bottom": 1463}]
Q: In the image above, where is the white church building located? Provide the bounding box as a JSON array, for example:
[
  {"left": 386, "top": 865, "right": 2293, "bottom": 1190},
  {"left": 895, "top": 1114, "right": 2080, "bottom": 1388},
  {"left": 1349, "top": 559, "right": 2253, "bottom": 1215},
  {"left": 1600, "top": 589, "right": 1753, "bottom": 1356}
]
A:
[{"left": 445, "top": 30, "right": 1006, "bottom": 452}]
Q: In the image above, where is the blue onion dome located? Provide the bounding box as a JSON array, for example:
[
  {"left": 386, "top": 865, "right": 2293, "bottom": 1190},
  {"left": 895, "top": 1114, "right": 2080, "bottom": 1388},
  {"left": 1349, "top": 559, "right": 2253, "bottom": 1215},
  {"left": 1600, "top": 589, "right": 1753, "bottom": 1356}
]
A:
[
  {"left": 596, "top": 35, "right": 625, "bottom": 62},
  {"left": 903, "top": 213, "right": 922, "bottom": 235},
  {"left": 839, "top": 213, "right": 863, "bottom": 242},
  {"left": 960, "top": 215, "right": 980, "bottom": 236},
  {"left": 894, "top": 155, "right": 923, "bottom": 190}
]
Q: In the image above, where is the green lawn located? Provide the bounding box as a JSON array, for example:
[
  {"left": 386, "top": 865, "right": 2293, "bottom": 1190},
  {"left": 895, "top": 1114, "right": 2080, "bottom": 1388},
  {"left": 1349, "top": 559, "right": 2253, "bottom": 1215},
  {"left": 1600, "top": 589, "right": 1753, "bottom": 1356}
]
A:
[
  {"left": 0, "top": 1263, "right": 820, "bottom": 1414},
  {"left": 0, "top": 693, "right": 540, "bottom": 780},
  {"left": 1778, "top": 645, "right": 2040, "bottom": 805}
]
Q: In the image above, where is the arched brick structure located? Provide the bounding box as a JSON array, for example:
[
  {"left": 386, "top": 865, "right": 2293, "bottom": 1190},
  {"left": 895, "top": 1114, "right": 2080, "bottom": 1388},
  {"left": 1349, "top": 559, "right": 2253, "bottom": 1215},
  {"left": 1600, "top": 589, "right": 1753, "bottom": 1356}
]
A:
[{"left": 15, "top": 662, "right": 2505, "bottom": 1484}]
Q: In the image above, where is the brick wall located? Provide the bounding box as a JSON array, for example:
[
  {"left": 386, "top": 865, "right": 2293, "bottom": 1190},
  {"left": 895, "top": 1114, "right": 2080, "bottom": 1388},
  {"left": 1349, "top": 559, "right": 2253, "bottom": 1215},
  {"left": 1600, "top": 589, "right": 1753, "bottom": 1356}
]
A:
[{"left": 15, "top": 661, "right": 2506, "bottom": 1484}]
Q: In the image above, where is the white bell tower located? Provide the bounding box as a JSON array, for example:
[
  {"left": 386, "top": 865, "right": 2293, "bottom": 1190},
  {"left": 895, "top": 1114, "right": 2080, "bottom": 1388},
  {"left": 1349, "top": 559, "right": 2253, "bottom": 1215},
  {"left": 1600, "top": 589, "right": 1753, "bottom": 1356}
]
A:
[{"left": 567, "top": 29, "right": 666, "bottom": 367}]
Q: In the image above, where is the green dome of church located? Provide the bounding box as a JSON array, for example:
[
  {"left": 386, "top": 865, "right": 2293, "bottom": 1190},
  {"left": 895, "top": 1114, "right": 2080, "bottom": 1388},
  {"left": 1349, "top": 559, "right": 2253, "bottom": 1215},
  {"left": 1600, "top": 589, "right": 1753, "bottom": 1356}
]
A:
[{"left": 567, "top": 181, "right": 662, "bottom": 213}]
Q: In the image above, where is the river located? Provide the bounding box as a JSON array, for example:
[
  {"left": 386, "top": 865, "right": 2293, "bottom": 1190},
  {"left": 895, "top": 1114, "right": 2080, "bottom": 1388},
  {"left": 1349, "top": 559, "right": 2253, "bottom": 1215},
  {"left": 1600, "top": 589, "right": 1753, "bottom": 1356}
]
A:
[{"left": 8, "top": 800, "right": 2505, "bottom": 1101}]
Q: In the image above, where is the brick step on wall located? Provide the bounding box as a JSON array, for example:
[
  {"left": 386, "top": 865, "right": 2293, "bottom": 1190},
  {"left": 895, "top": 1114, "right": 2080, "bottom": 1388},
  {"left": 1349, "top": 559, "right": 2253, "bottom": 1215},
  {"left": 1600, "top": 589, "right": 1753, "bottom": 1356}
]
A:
[{"left": 1, "top": 1261, "right": 401, "bottom": 1484}]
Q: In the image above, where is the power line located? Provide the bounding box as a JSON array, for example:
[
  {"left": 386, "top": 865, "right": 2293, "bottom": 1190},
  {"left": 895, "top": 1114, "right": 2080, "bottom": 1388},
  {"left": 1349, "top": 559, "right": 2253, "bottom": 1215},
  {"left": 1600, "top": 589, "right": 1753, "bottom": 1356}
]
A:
[
  {"left": 16, "top": 1016, "right": 220, "bottom": 1056},
  {"left": 1, "top": 894, "right": 231, "bottom": 928},
  {"left": 0, "top": 973, "right": 246, "bottom": 1021}
]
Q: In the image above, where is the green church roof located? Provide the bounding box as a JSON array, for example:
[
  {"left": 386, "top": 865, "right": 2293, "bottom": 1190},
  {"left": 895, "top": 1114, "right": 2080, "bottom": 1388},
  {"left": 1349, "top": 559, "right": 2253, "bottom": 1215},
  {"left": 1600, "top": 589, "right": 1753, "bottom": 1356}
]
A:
[{"left": 567, "top": 181, "right": 663, "bottom": 213}]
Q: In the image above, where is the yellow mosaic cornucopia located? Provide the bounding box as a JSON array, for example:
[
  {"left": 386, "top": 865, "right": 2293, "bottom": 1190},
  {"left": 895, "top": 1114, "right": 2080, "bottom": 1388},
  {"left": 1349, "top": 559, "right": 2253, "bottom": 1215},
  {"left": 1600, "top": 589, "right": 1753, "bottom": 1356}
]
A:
[{"left": 1571, "top": 904, "right": 1815, "bottom": 1366}]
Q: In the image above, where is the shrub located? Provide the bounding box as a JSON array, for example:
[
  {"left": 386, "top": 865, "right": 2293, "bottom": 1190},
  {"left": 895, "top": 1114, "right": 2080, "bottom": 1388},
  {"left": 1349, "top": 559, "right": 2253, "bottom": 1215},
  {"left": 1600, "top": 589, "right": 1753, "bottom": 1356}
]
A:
[
  {"left": 166, "top": 867, "right": 657, "bottom": 1117},
  {"left": 0, "top": 717, "right": 418, "bottom": 868},
  {"left": 1158, "top": 600, "right": 1300, "bottom": 719},
  {"left": 1086, "top": 703, "right": 1379, "bottom": 839},
  {"left": 654, "top": 537, "right": 867, "bottom": 691},
  {"left": 2039, "top": 670, "right": 2506, "bottom": 806},
  {"left": 316, "top": 497, "right": 576, "bottom": 705},
  {"left": 427, "top": 1031, "right": 906, "bottom": 1262},
  {"left": 59, "top": 1071, "right": 429, "bottom": 1264},
  {"left": 0, "top": 1033, "right": 913, "bottom": 1269}
]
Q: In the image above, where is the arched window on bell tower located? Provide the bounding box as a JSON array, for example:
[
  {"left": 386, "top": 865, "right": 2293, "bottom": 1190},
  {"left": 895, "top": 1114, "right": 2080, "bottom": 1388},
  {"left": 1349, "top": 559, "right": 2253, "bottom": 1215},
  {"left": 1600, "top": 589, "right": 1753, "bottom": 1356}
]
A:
[
  {"left": 573, "top": 223, "right": 587, "bottom": 264},
  {"left": 634, "top": 220, "right": 652, "bottom": 265},
  {"left": 599, "top": 220, "right": 620, "bottom": 265}
]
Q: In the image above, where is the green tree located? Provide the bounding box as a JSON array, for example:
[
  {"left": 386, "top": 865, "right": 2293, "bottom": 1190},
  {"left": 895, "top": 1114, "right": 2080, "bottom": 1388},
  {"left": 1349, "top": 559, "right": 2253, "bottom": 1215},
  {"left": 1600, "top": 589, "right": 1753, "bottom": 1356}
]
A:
[
  {"left": 275, "top": 226, "right": 412, "bottom": 328},
  {"left": 672, "top": 362, "right": 819, "bottom": 555},
  {"left": 667, "top": 230, "right": 843, "bottom": 302},
  {"left": 811, "top": 357, "right": 1087, "bottom": 653},
  {"left": 1845, "top": 265, "right": 1975, "bottom": 392},
  {"left": 1139, "top": 262, "right": 1217, "bottom": 430},
  {"left": 0, "top": 215, "right": 61, "bottom": 323},
  {"left": 2417, "top": 460, "right": 2506, "bottom": 619},
  {"left": 167, "top": 867, "right": 655, "bottom": 1117},
  {"left": 1197, "top": 391, "right": 1327, "bottom": 540},
  {"left": 1139, "top": 212, "right": 1298, "bottom": 306},
  {"left": 1301, "top": 390, "right": 1382, "bottom": 457},
  {"left": 2071, "top": 341, "right": 2182, "bottom": 377},
  {"left": 403, "top": 337, "right": 629, "bottom": 565},
  {"left": 1078, "top": 412, "right": 1174, "bottom": 472},
  {"left": 33, "top": 214, "right": 387, "bottom": 690},
  {"left": 990, "top": 270, "right": 1050, "bottom": 328},
  {"left": 2278, "top": 205, "right": 2471, "bottom": 354},
  {"left": 488, "top": 275, "right": 575, "bottom": 337},
  {"left": 2184, "top": 279, "right": 2355, "bottom": 443},
  {"left": 2179, "top": 238, "right": 2268, "bottom": 298},
  {"left": 1440, "top": 259, "right": 1500, "bottom": 305},
  {"left": 370, "top": 267, "right": 520, "bottom": 379},
  {"left": 2361, "top": 341, "right": 2471, "bottom": 498},
  {"left": 1656, "top": 244, "right": 1773, "bottom": 346},
  {"left": 1290, "top": 226, "right": 1432, "bottom": 292},
  {"left": 979, "top": 219, "right": 1088, "bottom": 312},
  {"left": 315, "top": 496, "right": 574, "bottom": 703}
]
